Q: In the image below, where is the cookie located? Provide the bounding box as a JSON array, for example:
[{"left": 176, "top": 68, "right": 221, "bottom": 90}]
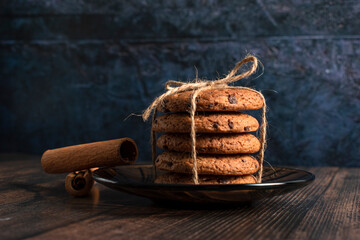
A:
[
  {"left": 157, "top": 133, "right": 260, "bottom": 154},
  {"left": 155, "top": 172, "right": 257, "bottom": 184},
  {"left": 155, "top": 151, "right": 259, "bottom": 175},
  {"left": 153, "top": 112, "right": 259, "bottom": 133},
  {"left": 157, "top": 88, "right": 263, "bottom": 113}
]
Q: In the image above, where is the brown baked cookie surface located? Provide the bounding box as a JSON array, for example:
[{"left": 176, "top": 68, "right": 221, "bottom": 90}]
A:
[
  {"left": 153, "top": 112, "right": 259, "bottom": 133},
  {"left": 157, "top": 133, "right": 260, "bottom": 154},
  {"left": 156, "top": 88, "right": 263, "bottom": 113},
  {"left": 155, "top": 152, "right": 259, "bottom": 175},
  {"left": 155, "top": 172, "right": 257, "bottom": 184}
]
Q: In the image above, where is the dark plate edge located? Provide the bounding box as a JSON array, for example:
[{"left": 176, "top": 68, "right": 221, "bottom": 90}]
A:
[{"left": 93, "top": 165, "right": 316, "bottom": 191}]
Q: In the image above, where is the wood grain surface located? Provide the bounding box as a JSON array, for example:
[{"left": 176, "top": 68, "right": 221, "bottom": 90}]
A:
[{"left": 0, "top": 154, "right": 359, "bottom": 240}]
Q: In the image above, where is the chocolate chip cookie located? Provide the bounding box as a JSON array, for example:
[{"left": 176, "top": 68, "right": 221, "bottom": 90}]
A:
[
  {"left": 155, "top": 172, "right": 257, "bottom": 184},
  {"left": 157, "top": 133, "right": 261, "bottom": 154},
  {"left": 153, "top": 112, "right": 259, "bottom": 133},
  {"left": 157, "top": 88, "right": 263, "bottom": 113},
  {"left": 155, "top": 151, "right": 259, "bottom": 175}
]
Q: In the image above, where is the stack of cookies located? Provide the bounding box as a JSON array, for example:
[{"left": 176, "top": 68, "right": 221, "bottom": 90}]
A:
[{"left": 153, "top": 88, "right": 264, "bottom": 184}]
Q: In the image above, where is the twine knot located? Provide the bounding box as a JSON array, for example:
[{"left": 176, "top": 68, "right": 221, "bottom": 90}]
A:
[{"left": 143, "top": 55, "right": 260, "bottom": 121}]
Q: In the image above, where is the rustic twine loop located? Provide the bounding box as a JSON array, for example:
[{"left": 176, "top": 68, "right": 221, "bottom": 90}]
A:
[{"left": 143, "top": 55, "right": 267, "bottom": 184}]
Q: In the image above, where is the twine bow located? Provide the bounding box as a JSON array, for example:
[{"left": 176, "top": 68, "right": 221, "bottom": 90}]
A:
[{"left": 142, "top": 55, "right": 267, "bottom": 184}]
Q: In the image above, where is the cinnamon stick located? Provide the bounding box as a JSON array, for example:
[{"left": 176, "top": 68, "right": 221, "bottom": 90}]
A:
[
  {"left": 41, "top": 138, "right": 138, "bottom": 174},
  {"left": 65, "top": 170, "right": 94, "bottom": 197}
]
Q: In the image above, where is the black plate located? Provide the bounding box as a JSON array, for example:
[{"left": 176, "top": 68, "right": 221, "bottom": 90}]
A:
[{"left": 93, "top": 165, "right": 315, "bottom": 204}]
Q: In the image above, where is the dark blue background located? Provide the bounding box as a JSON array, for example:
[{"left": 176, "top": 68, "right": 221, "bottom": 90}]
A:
[{"left": 1, "top": 0, "right": 359, "bottom": 166}]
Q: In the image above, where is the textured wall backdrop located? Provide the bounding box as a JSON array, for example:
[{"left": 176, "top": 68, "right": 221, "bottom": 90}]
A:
[{"left": 1, "top": 0, "right": 359, "bottom": 166}]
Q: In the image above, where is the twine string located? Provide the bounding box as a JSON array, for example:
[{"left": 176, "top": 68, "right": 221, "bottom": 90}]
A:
[
  {"left": 151, "top": 109, "right": 158, "bottom": 178},
  {"left": 142, "top": 55, "right": 267, "bottom": 184}
]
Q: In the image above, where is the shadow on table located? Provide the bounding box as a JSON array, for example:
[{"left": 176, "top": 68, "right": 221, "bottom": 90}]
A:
[{"left": 6, "top": 178, "right": 308, "bottom": 220}]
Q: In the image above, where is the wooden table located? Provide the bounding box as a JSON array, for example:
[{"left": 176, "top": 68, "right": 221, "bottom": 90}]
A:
[{"left": 1, "top": 154, "right": 359, "bottom": 240}]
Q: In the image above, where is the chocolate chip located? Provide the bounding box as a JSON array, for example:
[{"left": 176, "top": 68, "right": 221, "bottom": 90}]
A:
[
  {"left": 244, "top": 126, "right": 250, "bottom": 131},
  {"left": 166, "top": 161, "right": 173, "bottom": 167},
  {"left": 163, "top": 99, "right": 169, "bottom": 104},
  {"left": 213, "top": 122, "right": 219, "bottom": 129},
  {"left": 199, "top": 148, "right": 206, "bottom": 153},
  {"left": 154, "top": 119, "right": 158, "bottom": 124},
  {"left": 228, "top": 121, "right": 234, "bottom": 129},
  {"left": 187, "top": 103, "right": 191, "bottom": 109},
  {"left": 163, "top": 145, "right": 168, "bottom": 150},
  {"left": 156, "top": 159, "right": 160, "bottom": 163},
  {"left": 228, "top": 95, "right": 237, "bottom": 104},
  {"left": 196, "top": 96, "right": 200, "bottom": 102},
  {"left": 208, "top": 104, "right": 214, "bottom": 108},
  {"left": 163, "top": 108, "right": 170, "bottom": 113},
  {"left": 241, "top": 159, "right": 246, "bottom": 162}
]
